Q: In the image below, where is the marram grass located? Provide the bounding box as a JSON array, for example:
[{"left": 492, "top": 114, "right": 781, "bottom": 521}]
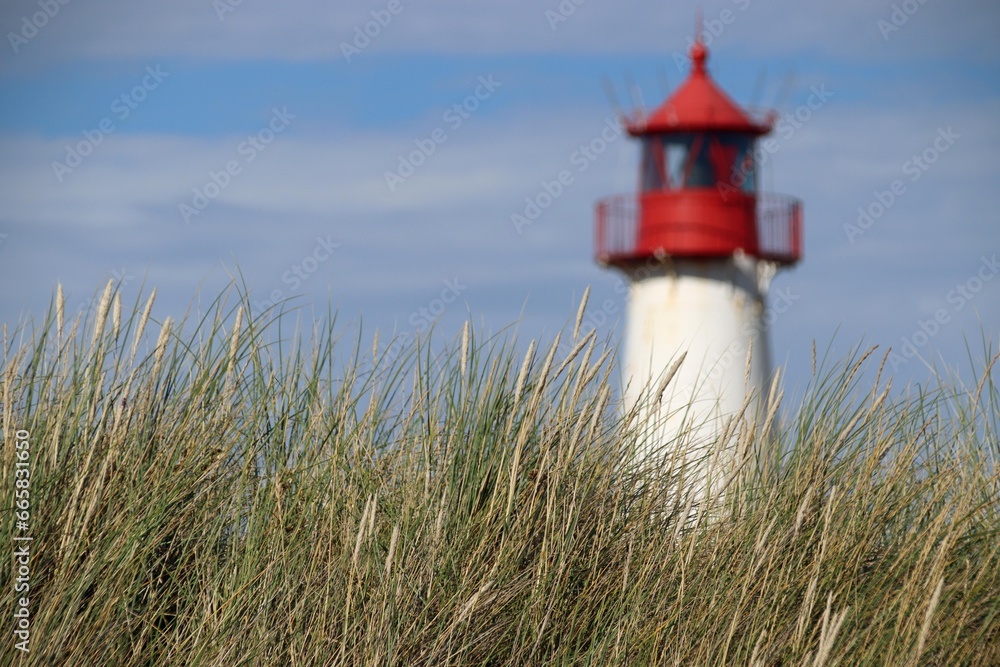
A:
[{"left": 1, "top": 283, "right": 998, "bottom": 666}]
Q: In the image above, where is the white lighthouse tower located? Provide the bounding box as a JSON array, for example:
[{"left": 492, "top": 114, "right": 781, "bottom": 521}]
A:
[{"left": 595, "top": 38, "right": 803, "bottom": 499}]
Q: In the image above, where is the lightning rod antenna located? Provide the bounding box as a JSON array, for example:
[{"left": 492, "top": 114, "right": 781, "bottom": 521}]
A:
[{"left": 601, "top": 76, "right": 626, "bottom": 121}]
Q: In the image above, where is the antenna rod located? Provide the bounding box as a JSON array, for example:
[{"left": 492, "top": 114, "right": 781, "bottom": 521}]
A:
[
  {"left": 625, "top": 71, "right": 646, "bottom": 118},
  {"left": 601, "top": 76, "right": 626, "bottom": 120}
]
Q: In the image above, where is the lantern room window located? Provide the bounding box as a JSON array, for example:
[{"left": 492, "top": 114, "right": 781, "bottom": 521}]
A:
[{"left": 641, "top": 132, "right": 757, "bottom": 194}]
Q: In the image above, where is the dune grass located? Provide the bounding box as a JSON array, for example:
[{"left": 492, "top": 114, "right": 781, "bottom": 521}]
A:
[{"left": 1, "top": 281, "right": 998, "bottom": 666}]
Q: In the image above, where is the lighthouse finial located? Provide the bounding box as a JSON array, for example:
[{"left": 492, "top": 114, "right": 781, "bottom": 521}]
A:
[{"left": 690, "top": 9, "right": 708, "bottom": 74}]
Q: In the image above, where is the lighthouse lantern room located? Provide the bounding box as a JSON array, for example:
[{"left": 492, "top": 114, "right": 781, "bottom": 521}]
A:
[{"left": 595, "top": 37, "right": 803, "bottom": 499}]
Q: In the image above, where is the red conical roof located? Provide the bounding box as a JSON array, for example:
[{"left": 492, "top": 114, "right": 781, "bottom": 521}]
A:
[{"left": 628, "top": 41, "right": 771, "bottom": 136}]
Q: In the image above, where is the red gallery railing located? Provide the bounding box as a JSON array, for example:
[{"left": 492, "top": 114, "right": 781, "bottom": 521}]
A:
[{"left": 595, "top": 192, "right": 802, "bottom": 266}]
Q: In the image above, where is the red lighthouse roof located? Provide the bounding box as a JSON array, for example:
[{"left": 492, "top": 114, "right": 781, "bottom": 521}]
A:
[
  {"left": 628, "top": 40, "right": 772, "bottom": 136},
  {"left": 594, "top": 35, "right": 803, "bottom": 268}
]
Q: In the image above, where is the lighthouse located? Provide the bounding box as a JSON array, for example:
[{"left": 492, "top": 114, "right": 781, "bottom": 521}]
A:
[{"left": 595, "top": 38, "right": 803, "bottom": 499}]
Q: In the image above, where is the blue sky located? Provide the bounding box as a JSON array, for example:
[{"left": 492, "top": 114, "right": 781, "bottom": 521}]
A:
[{"left": 1, "top": 0, "right": 998, "bottom": 398}]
